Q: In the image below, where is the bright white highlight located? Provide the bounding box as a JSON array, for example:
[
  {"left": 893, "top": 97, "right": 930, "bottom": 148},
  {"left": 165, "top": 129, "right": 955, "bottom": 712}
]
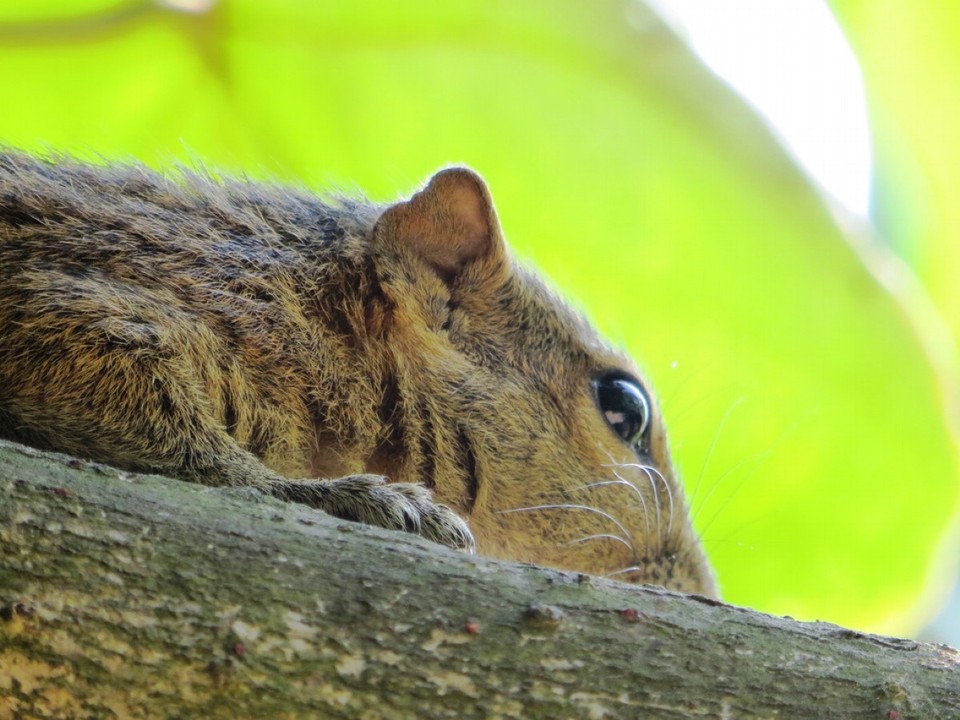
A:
[{"left": 646, "top": 0, "right": 872, "bottom": 217}]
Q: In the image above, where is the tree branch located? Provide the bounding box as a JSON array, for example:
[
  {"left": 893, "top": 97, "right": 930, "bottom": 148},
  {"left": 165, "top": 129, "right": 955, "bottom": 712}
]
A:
[{"left": 0, "top": 439, "right": 957, "bottom": 719}]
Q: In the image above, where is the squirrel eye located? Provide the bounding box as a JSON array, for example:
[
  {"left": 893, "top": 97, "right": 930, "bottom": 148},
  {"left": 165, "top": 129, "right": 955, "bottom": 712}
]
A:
[{"left": 593, "top": 373, "right": 651, "bottom": 448}]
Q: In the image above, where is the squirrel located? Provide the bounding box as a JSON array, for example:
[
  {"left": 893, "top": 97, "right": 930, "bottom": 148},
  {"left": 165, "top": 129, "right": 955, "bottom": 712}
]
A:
[{"left": 0, "top": 151, "right": 716, "bottom": 597}]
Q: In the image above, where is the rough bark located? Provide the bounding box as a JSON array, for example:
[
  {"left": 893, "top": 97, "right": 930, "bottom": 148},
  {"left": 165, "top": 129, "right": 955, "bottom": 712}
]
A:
[{"left": 0, "top": 439, "right": 957, "bottom": 719}]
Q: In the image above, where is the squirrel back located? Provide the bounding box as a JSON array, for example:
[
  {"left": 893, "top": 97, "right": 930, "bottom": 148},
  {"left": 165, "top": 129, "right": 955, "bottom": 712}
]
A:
[{"left": 0, "top": 152, "right": 716, "bottom": 597}]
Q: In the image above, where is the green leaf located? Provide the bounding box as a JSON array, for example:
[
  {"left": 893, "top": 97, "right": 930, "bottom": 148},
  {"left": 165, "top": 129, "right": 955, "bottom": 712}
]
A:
[
  {"left": 828, "top": 4, "right": 960, "bottom": 325},
  {"left": 1, "top": 0, "right": 956, "bottom": 634}
]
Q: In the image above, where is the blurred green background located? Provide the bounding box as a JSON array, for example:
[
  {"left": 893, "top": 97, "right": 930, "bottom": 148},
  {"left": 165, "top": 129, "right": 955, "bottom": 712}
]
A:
[{"left": 2, "top": 0, "right": 959, "bottom": 639}]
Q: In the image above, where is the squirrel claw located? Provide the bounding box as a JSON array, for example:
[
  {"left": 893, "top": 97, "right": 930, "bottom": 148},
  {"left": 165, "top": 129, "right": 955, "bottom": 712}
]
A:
[{"left": 275, "top": 475, "right": 475, "bottom": 552}]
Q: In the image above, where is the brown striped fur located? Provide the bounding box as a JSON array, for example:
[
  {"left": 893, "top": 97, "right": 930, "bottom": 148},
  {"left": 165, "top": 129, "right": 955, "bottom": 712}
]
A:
[{"left": 0, "top": 152, "right": 715, "bottom": 596}]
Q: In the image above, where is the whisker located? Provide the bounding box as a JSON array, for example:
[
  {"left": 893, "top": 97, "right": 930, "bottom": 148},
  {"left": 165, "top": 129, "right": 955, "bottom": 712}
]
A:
[
  {"left": 698, "top": 418, "right": 801, "bottom": 539},
  {"left": 579, "top": 477, "right": 648, "bottom": 507},
  {"left": 663, "top": 473, "right": 675, "bottom": 540},
  {"left": 605, "top": 565, "right": 643, "bottom": 579},
  {"left": 642, "top": 466, "right": 661, "bottom": 548},
  {"left": 609, "top": 460, "right": 660, "bottom": 548},
  {"left": 656, "top": 356, "right": 724, "bottom": 419},
  {"left": 702, "top": 518, "right": 764, "bottom": 548},
  {"left": 562, "top": 533, "right": 634, "bottom": 551},
  {"left": 613, "top": 462, "right": 676, "bottom": 543},
  {"left": 614, "top": 462, "right": 666, "bottom": 484},
  {"left": 696, "top": 454, "right": 764, "bottom": 535},
  {"left": 611, "top": 467, "right": 653, "bottom": 541},
  {"left": 497, "top": 503, "right": 634, "bottom": 552},
  {"left": 691, "top": 396, "right": 744, "bottom": 523},
  {"left": 600, "top": 450, "right": 652, "bottom": 539},
  {"left": 579, "top": 476, "right": 653, "bottom": 540},
  {"left": 653, "top": 467, "right": 675, "bottom": 542}
]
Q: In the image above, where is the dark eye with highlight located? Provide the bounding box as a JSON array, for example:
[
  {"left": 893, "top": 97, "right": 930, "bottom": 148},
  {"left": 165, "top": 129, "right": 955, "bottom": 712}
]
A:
[{"left": 593, "top": 373, "right": 651, "bottom": 449}]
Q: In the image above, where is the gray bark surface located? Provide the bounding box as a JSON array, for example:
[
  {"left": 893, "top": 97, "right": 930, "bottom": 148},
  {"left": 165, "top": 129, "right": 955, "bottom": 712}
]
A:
[{"left": 0, "top": 439, "right": 957, "bottom": 719}]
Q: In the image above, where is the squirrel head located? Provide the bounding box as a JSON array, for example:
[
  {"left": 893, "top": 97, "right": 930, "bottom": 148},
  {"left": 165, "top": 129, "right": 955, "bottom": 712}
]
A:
[{"left": 361, "top": 168, "right": 716, "bottom": 597}]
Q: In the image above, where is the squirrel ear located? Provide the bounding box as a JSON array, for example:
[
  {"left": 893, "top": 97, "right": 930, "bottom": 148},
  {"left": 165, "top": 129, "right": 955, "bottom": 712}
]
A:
[{"left": 373, "top": 167, "right": 505, "bottom": 282}]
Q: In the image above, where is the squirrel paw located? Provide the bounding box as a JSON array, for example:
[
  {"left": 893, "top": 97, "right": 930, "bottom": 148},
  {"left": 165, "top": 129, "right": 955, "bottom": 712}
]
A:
[{"left": 277, "top": 475, "right": 475, "bottom": 552}]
